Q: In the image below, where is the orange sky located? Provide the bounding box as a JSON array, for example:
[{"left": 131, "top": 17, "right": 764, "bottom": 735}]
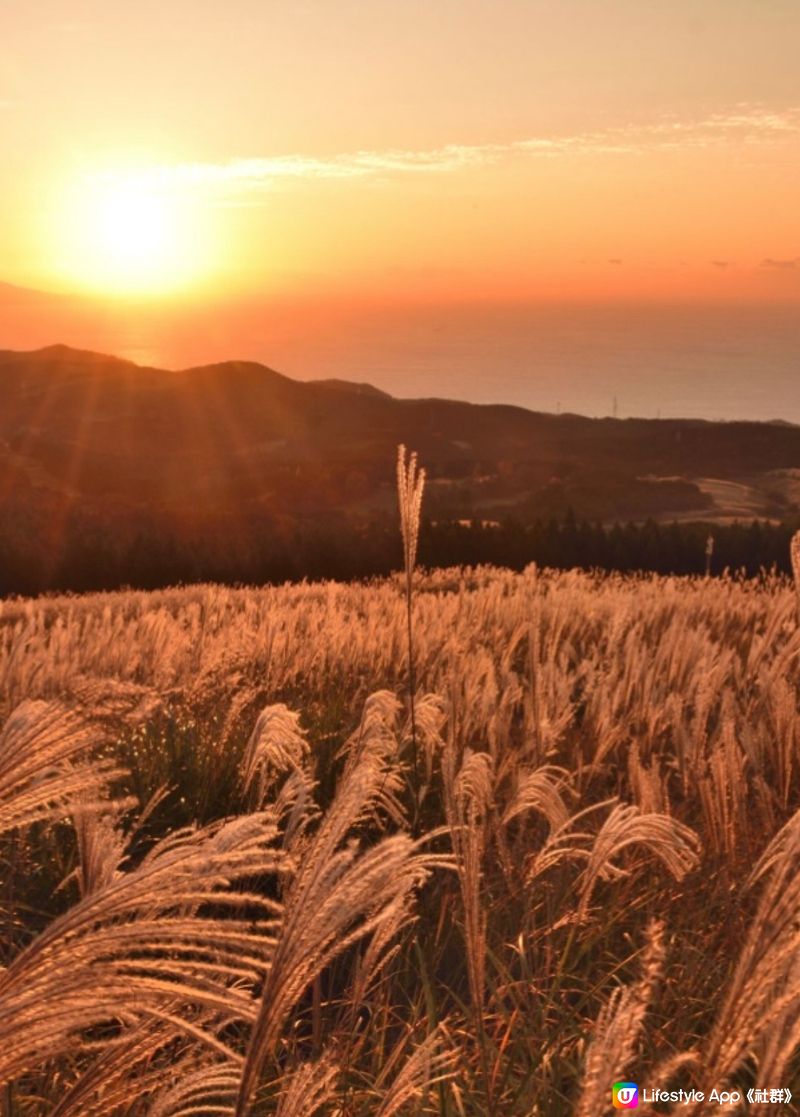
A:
[{"left": 2, "top": 0, "right": 799, "bottom": 305}]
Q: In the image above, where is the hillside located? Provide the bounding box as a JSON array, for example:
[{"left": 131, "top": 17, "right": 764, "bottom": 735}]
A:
[{"left": 1, "top": 344, "right": 799, "bottom": 528}]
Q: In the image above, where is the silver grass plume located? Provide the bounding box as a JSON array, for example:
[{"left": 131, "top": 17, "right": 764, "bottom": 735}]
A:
[
  {"left": 446, "top": 750, "right": 493, "bottom": 1012},
  {"left": 64, "top": 783, "right": 167, "bottom": 901},
  {"left": 402, "top": 690, "right": 446, "bottom": 793},
  {"left": 234, "top": 746, "right": 435, "bottom": 1116},
  {"left": 577, "top": 802, "right": 700, "bottom": 916},
  {"left": 347, "top": 882, "right": 419, "bottom": 1020},
  {"left": 273, "top": 766, "right": 319, "bottom": 850},
  {"left": 397, "top": 444, "right": 426, "bottom": 828},
  {"left": 274, "top": 1055, "right": 340, "bottom": 1117},
  {"left": 148, "top": 1060, "right": 243, "bottom": 1117},
  {"left": 69, "top": 802, "right": 129, "bottom": 898},
  {"left": 235, "top": 832, "right": 431, "bottom": 1114},
  {"left": 705, "top": 533, "right": 714, "bottom": 578},
  {"left": 522, "top": 799, "right": 700, "bottom": 906},
  {"left": 442, "top": 747, "right": 493, "bottom": 1109},
  {"left": 53, "top": 1032, "right": 230, "bottom": 1117},
  {"left": 337, "top": 690, "right": 406, "bottom": 828},
  {"left": 373, "top": 1029, "right": 456, "bottom": 1117},
  {"left": 0, "top": 810, "right": 288, "bottom": 1086},
  {"left": 241, "top": 703, "right": 310, "bottom": 808},
  {"left": 397, "top": 444, "right": 425, "bottom": 579},
  {"left": 791, "top": 529, "right": 800, "bottom": 618},
  {"left": 503, "top": 765, "right": 572, "bottom": 833},
  {"left": 576, "top": 921, "right": 666, "bottom": 1117},
  {"left": 694, "top": 807, "right": 800, "bottom": 1106},
  {"left": 0, "top": 701, "right": 126, "bottom": 838}
]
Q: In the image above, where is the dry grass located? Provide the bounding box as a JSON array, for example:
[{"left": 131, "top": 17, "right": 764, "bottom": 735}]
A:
[{"left": 1, "top": 538, "right": 800, "bottom": 1110}]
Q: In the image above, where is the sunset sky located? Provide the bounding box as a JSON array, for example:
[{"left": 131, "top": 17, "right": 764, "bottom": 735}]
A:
[
  {"left": 1, "top": 2, "right": 799, "bottom": 419},
  {"left": 3, "top": 0, "right": 798, "bottom": 303}
]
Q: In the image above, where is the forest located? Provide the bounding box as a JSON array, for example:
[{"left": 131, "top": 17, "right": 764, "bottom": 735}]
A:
[{"left": 0, "top": 503, "right": 797, "bottom": 596}]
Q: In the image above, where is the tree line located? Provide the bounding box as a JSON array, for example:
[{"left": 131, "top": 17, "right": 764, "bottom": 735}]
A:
[{"left": 1, "top": 507, "right": 798, "bottom": 597}]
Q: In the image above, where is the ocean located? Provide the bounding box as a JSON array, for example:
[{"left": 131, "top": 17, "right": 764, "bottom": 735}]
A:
[{"left": 3, "top": 294, "right": 799, "bottom": 424}]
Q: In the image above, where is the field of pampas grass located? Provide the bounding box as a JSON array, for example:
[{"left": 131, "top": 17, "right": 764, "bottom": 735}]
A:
[{"left": 2, "top": 511, "right": 800, "bottom": 1112}]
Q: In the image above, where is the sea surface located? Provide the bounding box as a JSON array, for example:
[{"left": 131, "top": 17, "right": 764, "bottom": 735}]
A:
[{"left": 3, "top": 295, "right": 799, "bottom": 424}]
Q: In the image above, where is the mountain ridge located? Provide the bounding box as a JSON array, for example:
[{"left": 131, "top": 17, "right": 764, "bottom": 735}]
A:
[
  {"left": 6, "top": 342, "right": 795, "bottom": 426},
  {"left": 0, "top": 344, "right": 798, "bottom": 525}
]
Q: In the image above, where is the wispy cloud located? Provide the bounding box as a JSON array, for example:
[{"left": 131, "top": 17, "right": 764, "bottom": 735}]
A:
[
  {"left": 761, "top": 257, "right": 800, "bottom": 269},
  {"left": 92, "top": 144, "right": 511, "bottom": 192},
  {"left": 89, "top": 104, "right": 800, "bottom": 197}
]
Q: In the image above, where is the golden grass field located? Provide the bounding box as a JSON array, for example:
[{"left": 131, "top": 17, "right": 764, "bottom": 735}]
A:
[{"left": 2, "top": 549, "right": 800, "bottom": 1115}]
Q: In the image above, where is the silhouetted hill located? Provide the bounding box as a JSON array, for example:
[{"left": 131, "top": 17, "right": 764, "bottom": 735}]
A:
[
  {"left": 307, "top": 378, "right": 392, "bottom": 399},
  {"left": 1, "top": 344, "right": 799, "bottom": 527}
]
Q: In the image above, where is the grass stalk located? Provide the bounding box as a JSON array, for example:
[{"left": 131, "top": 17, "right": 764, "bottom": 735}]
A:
[{"left": 397, "top": 445, "right": 426, "bottom": 832}]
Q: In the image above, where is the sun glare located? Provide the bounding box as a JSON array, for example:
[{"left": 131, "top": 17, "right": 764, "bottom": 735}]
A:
[{"left": 53, "top": 169, "right": 214, "bottom": 297}]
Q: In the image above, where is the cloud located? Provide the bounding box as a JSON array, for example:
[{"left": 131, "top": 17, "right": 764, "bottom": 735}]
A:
[
  {"left": 761, "top": 257, "right": 799, "bottom": 269},
  {"left": 607, "top": 258, "right": 623, "bottom": 265},
  {"left": 87, "top": 103, "right": 800, "bottom": 198},
  {"left": 711, "top": 260, "right": 731, "bottom": 268}
]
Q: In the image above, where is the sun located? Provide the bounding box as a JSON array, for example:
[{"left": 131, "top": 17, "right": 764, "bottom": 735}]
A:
[
  {"left": 53, "top": 168, "right": 214, "bottom": 297},
  {"left": 93, "top": 186, "right": 172, "bottom": 277}
]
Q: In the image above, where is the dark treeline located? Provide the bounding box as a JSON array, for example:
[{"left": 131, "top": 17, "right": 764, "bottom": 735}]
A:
[
  {"left": 1, "top": 508, "right": 798, "bottom": 598},
  {"left": 425, "top": 514, "right": 799, "bottom": 579}
]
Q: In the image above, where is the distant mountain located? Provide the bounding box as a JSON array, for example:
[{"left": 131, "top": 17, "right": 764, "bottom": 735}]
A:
[
  {"left": 0, "top": 281, "right": 60, "bottom": 305},
  {"left": 307, "top": 378, "right": 392, "bottom": 399},
  {"left": 1, "top": 344, "right": 799, "bottom": 527}
]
